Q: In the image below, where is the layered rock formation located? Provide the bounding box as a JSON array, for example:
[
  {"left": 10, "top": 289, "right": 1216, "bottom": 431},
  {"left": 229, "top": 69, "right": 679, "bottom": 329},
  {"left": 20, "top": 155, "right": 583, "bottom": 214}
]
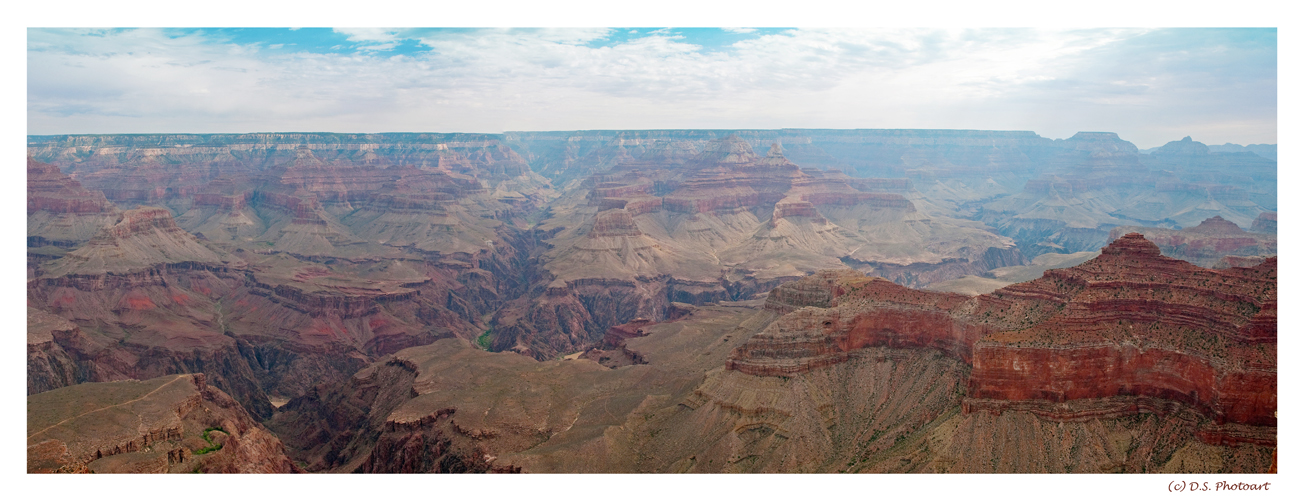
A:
[
  {"left": 1250, "top": 211, "right": 1276, "bottom": 234},
  {"left": 27, "top": 207, "right": 275, "bottom": 416},
  {"left": 27, "top": 158, "right": 119, "bottom": 276},
  {"left": 1109, "top": 216, "right": 1276, "bottom": 268},
  {"left": 26, "top": 134, "right": 555, "bottom": 415},
  {"left": 27, "top": 307, "right": 82, "bottom": 395},
  {"left": 728, "top": 234, "right": 1276, "bottom": 442},
  {"left": 27, "top": 130, "right": 1276, "bottom": 474},
  {"left": 979, "top": 133, "right": 1274, "bottom": 257},
  {"left": 262, "top": 252, "right": 1274, "bottom": 472},
  {"left": 267, "top": 301, "right": 780, "bottom": 472},
  {"left": 508, "top": 130, "right": 1275, "bottom": 262},
  {"left": 494, "top": 136, "right": 1021, "bottom": 359},
  {"left": 27, "top": 374, "right": 297, "bottom": 473}
]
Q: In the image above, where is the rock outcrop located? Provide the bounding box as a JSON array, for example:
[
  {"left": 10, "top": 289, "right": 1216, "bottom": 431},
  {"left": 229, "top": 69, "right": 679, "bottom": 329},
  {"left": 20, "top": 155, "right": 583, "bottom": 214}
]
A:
[
  {"left": 27, "top": 374, "right": 298, "bottom": 473},
  {"left": 27, "top": 157, "right": 119, "bottom": 264},
  {"left": 727, "top": 234, "right": 1275, "bottom": 443},
  {"left": 27, "top": 307, "right": 82, "bottom": 395},
  {"left": 1109, "top": 216, "right": 1276, "bottom": 268},
  {"left": 1250, "top": 211, "right": 1276, "bottom": 234}
]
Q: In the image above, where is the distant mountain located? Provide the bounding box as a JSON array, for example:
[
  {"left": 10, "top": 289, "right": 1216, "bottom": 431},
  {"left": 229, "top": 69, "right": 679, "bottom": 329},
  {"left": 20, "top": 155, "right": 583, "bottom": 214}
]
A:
[{"left": 1141, "top": 138, "right": 1276, "bottom": 161}]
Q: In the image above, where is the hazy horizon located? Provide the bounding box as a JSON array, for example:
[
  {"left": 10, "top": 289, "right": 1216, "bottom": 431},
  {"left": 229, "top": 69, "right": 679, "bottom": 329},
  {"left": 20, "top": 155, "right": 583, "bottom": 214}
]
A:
[{"left": 27, "top": 28, "right": 1276, "bottom": 149}]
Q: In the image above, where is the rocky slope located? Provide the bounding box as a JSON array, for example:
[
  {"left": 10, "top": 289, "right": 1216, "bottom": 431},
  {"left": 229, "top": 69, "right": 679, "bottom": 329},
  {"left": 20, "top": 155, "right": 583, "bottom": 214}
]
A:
[
  {"left": 25, "top": 206, "right": 502, "bottom": 416},
  {"left": 27, "top": 373, "right": 297, "bottom": 473},
  {"left": 27, "top": 157, "right": 119, "bottom": 276},
  {"left": 262, "top": 234, "right": 1274, "bottom": 472},
  {"left": 266, "top": 301, "right": 780, "bottom": 472},
  {"left": 508, "top": 130, "right": 1275, "bottom": 262},
  {"left": 491, "top": 136, "right": 1021, "bottom": 359},
  {"left": 26, "top": 130, "right": 1275, "bottom": 474},
  {"left": 25, "top": 134, "right": 556, "bottom": 415},
  {"left": 730, "top": 234, "right": 1275, "bottom": 441}
]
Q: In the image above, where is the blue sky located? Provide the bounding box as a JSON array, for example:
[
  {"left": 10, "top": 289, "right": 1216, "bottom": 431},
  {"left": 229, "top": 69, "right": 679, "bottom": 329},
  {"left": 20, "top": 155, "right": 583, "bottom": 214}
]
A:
[{"left": 27, "top": 27, "right": 1277, "bottom": 147}]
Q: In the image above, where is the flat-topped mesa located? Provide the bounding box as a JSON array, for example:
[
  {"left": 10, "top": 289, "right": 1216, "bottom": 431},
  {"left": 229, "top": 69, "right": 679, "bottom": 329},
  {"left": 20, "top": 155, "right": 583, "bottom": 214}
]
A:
[
  {"left": 103, "top": 207, "right": 185, "bottom": 239},
  {"left": 27, "top": 158, "right": 115, "bottom": 215},
  {"left": 1066, "top": 131, "right": 1140, "bottom": 155},
  {"left": 846, "top": 177, "right": 912, "bottom": 193},
  {"left": 1251, "top": 212, "right": 1277, "bottom": 234},
  {"left": 1187, "top": 216, "right": 1245, "bottom": 235},
  {"left": 465, "top": 143, "right": 532, "bottom": 178},
  {"left": 729, "top": 234, "right": 1276, "bottom": 432},
  {"left": 769, "top": 197, "right": 825, "bottom": 227},
  {"left": 588, "top": 209, "right": 643, "bottom": 237}
]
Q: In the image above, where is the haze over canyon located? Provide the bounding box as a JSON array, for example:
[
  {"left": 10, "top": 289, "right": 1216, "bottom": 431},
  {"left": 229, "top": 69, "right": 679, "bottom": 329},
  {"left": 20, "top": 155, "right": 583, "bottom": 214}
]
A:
[{"left": 26, "top": 128, "right": 1276, "bottom": 474}]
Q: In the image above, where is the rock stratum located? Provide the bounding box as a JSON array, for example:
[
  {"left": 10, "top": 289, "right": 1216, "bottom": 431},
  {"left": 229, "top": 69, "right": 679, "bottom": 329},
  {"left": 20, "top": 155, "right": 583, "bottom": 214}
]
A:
[
  {"left": 258, "top": 235, "right": 1273, "bottom": 473},
  {"left": 730, "top": 234, "right": 1275, "bottom": 443},
  {"left": 508, "top": 130, "right": 1275, "bottom": 261},
  {"left": 27, "top": 373, "right": 297, "bottom": 473},
  {"left": 27, "top": 130, "right": 1275, "bottom": 474},
  {"left": 1109, "top": 215, "right": 1276, "bottom": 268},
  {"left": 26, "top": 133, "right": 555, "bottom": 419},
  {"left": 491, "top": 136, "right": 1022, "bottom": 359}
]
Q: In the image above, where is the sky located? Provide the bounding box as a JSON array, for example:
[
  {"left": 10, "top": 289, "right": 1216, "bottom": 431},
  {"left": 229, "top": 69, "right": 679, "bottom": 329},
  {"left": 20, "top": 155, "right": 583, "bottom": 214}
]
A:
[{"left": 26, "top": 27, "right": 1277, "bottom": 148}]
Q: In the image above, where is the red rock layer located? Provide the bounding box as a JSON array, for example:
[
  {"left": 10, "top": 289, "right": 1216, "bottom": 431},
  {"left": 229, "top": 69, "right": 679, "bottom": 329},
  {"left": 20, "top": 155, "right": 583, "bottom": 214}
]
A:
[
  {"left": 727, "top": 234, "right": 1275, "bottom": 435},
  {"left": 27, "top": 158, "right": 114, "bottom": 214}
]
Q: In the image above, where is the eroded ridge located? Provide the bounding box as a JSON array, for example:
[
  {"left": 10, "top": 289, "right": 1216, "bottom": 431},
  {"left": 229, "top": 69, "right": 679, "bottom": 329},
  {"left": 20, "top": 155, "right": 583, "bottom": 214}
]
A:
[{"left": 727, "top": 234, "right": 1275, "bottom": 440}]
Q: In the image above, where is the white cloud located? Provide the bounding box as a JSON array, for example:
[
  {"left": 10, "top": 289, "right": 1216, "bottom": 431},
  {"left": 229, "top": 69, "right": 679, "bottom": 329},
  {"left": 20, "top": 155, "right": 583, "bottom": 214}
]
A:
[
  {"left": 26, "top": 28, "right": 1276, "bottom": 147},
  {"left": 333, "top": 28, "right": 402, "bottom": 51}
]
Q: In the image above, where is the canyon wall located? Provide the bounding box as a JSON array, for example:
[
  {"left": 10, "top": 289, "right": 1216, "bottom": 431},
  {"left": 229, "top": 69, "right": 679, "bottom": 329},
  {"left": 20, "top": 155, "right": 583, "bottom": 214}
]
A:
[{"left": 726, "top": 234, "right": 1275, "bottom": 442}]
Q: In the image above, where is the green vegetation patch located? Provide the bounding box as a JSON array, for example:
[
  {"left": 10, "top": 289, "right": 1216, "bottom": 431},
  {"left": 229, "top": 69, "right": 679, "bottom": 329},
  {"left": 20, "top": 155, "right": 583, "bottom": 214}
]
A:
[
  {"left": 193, "top": 427, "right": 226, "bottom": 455},
  {"left": 476, "top": 330, "right": 493, "bottom": 350}
]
